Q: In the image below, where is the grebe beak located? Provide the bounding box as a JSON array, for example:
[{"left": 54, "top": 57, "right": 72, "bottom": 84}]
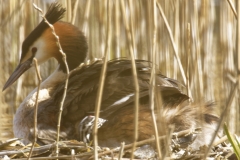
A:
[{"left": 3, "top": 58, "right": 33, "bottom": 91}]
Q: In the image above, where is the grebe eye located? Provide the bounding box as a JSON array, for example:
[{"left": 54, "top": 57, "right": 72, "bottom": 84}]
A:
[{"left": 32, "top": 47, "right": 37, "bottom": 55}]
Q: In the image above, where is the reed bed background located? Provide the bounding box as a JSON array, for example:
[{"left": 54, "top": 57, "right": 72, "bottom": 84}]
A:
[{"left": 0, "top": 0, "right": 239, "bottom": 142}]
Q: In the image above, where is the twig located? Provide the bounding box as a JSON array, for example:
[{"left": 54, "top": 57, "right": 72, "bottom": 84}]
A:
[
  {"left": 149, "top": 0, "right": 161, "bottom": 159},
  {"left": 118, "top": 142, "right": 125, "bottom": 160},
  {"left": 156, "top": 1, "right": 187, "bottom": 85},
  {"left": 33, "top": 3, "right": 70, "bottom": 156},
  {"left": 0, "top": 144, "right": 53, "bottom": 157},
  {"left": 120, "top": 1, "right": 140, "bottom": 159},
  {"left": 71, "top": 149, "right": 76, "bottom": 160},
  {"left": 238, "top": 1, "right": 240, "bottom": 145},
  {"left": 227, "top": 0, "right": 237, "bottom": 19},
  {"left": 212, "top": 135, "right": 228, "bottom": 146},
  {"left": 187, "top": 23, "right": 193, "bottom": 101},
  {"left": 27, "top": 58, "right": 42, "bottom": 159},
  {"left": 0, "top": 142, "right": 88, "bottom": 158},
  {"left": 167, "top": 125, "right": 175, "bottom": 155},
  {"left": 8, "top": 152, "right": 93, "bottom": 160},
  {"left": 93, "top": 1, "right": 112, "bottom": 160},
  {"left": 171, "top": 127, "right": 202, "bottom": 139},
  {"left": 204, "top": 81, "right": 238, "bottom": 159}
]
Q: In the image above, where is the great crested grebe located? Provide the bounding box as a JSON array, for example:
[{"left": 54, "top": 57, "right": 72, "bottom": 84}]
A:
[{"left": 3, "top": 3, "right": 219, "bottom": 149}]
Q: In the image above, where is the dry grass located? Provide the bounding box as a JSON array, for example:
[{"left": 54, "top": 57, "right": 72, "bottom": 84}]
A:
[{"left": 0, "top": 0, "right": 239, "bottom": 157}]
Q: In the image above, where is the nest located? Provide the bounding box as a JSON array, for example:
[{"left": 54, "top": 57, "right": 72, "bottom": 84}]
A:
[{"left": 0, "top": 128, "right": 237, "bottom": 160}]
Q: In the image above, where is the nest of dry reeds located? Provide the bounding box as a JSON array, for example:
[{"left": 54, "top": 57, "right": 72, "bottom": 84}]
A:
[
  {"left": 0, "top": 131, "right": 237, "bottom": 159},
  {"left": 0, "top": 0, "right": 239, "bottom": 159}
]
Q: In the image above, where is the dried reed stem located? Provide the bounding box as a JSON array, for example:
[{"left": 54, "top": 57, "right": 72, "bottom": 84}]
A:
[
  {"left": 156, "top": 1, "right": 187, "bottom": 85},
  {"left": 0, "top": 0, "right": 26, "bottom": 28},
  {"left": 149, "top": 0, "right": 161, "bottom": 159},
  {"left": 33, "top": 3, "right": 70, "bottom": 156},
  {"left": 212, "top": 135, "right": 228, "bottom": 146},
  {"left": 227, "top": 0, "right": 237, "bottom": 19},
  {"left": 71, "top": 0, "right": 79, "bottom": 24},
  {"left": 81, "top": 0, "right": 91, "bottom": 32},
  {"left": 187, "top": 23, "right": 192, "bottom": 100},
  {"left": 27, "top": 58, "right": 42, "bottom": 159},
  {"left": 204, "top": 82, "right": 238, "bottom": 159},
  {"left": 120, "top": 1, "right": 140, "bottom": 159},
  {"left": 81, "top": 0, "right": 91, "bottom": 59},
  {"left": 118, "top": 142, "right": 125, "bottom": 160},
  {"left": 93, "top": 1, "right": 112, "bottom": 159},
  {"left": 237, "top": 0, "right": 240, "bottom": 137},
  {"left": 193, "top": 1, "right": 204, "bottom": 100},
  {"left": 114, "top": 1, "right": 120, "bottom": 58}
]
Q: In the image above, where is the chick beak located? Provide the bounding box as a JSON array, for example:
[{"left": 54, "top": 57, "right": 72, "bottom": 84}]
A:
[{"left": 2, "top": 58, "right": 33, "bottom": 91}]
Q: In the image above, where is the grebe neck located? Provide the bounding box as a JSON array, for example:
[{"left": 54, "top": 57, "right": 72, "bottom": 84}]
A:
[{"left": 13, "top": 65, "right": 66, "bottom": 143}]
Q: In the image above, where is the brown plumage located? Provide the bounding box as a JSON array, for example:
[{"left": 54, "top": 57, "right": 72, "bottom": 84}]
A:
[
  {"left": 97, "top": 101, "right": 219, "bottom": 149},
  {"left": 3, "top": 2, "right": 219, "bottom": 150}
]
